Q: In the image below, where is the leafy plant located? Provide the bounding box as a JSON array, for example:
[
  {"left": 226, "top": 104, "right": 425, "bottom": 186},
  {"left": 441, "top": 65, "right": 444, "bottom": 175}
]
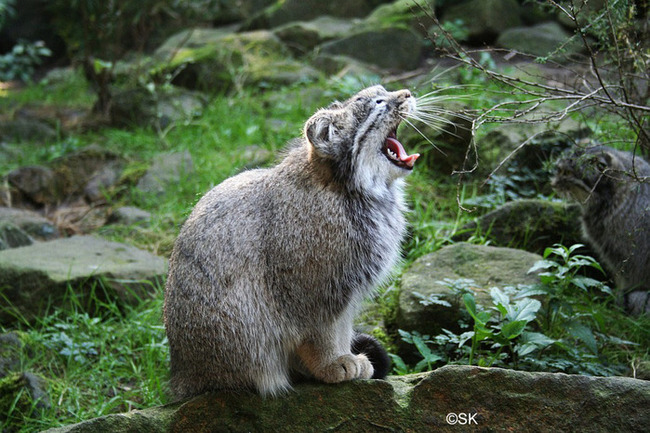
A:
[
  {"left": 393, "top": 245, "right": 628, "bottom": 376},
  {"left": 0, "top": 40, "right": 52, "bottom": 82},
  {"left": 462, "top": 287, "right": 541, "bottom": 366},
  {"left": 390, "top": 330, "right": 444, "bottom": 374}
]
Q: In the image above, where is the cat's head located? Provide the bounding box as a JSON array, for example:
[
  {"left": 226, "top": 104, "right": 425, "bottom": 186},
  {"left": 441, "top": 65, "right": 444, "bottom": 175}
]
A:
[
  {"left": 551, "top": 145, "right": 645, "bottom": 203},
  {"left": 303, "top": 85, "right": 419, "bottom": 191}
]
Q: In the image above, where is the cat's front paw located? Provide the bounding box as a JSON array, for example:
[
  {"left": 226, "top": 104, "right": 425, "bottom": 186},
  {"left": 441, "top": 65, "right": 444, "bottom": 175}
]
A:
[{"left": 317, "top": 354, "right": 374, "bottom": 383}]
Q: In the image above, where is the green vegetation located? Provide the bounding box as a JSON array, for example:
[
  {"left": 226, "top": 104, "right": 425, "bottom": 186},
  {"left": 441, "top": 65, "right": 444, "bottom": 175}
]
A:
[{"left": 394, "top": 244, "right": 648, "bottom": 377}]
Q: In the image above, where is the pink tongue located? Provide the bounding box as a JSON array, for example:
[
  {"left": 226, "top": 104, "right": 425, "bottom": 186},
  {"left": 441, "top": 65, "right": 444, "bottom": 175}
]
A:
[{"left": 386, "top": 137, "right": 420, "bottom": 168}]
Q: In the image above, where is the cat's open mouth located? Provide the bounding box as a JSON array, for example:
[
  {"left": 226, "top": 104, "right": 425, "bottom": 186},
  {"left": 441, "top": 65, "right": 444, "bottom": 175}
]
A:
[{"left": 383, "top": 128, "right": 419, "bottom": 170}]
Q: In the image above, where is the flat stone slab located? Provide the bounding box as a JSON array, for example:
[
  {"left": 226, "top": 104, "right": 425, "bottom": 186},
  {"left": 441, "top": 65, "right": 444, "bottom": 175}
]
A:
[
  {"left": 0, "top": 236, "right": 167, "bottom": 324},
  {"left": 42, "top": 365, "right": 650, "bottom": 432}
]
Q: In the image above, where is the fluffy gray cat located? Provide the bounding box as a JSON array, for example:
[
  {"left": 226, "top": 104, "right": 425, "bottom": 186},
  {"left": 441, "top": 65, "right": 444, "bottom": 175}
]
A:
[
  {"left": 163, "top": 85, "right": 419, "bottom": 398},
  {"left": 552, "top": 145, "right": 650, "bottom": 314}
]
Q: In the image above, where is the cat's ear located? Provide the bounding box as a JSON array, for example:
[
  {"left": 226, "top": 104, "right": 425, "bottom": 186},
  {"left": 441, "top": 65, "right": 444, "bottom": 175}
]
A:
[
  {"left": 304, "top": 110, "right": 340, "bottom": 158},
  {"left": 596, "top": 150, "right": 622, "bottom": 172}
]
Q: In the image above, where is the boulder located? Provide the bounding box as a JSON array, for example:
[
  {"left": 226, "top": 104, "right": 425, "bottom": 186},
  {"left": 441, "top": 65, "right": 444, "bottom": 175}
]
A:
[
  {"left": 151, "top": 29, "right": 321, "bottom": 92},
  {"left": 182, "top": 0, "right": 275, "bottom": 25},
  {"left": 0, "top": 372, "right": 50, "bottom": 426},
  {"left": 0, "top": 118, "right": 58, "bottom": 143},
  {"left": 136, "top": 151, "right": 194, "bottom": 196},
  {"left": 452, "top": 199, "right": 584, "bottom": 255},
  {"left": 497, "top": 22, "right": 584, "bottom": 60},
  {"left": 442, "top": 0, "right": 522, "bottom": 43},
  {"left": 42, "top": 365, "right": 650, "bottom": 433},
  {"left": 319, "top": 27, "right": 423, "bottom": 71},
  {"left": 6, "top": 145, "right": 125, "bottom": 206},
  {"left": 397, "top": 243, "right": 542, "bottom": 338},
  {"left": 364, "top": 0, "right": 436, "bottom": 34},
  {"left": 107, "top": 206, "right": 152, "bottom": 226},
  {"left": 0, "top": 221, "right": 33, "bottom": 250},
  {"left": 476, "top": 117, "right": 591, "bottom": 189},
  {"left": 245, "top": 0, "right": 387, "bottom": 30},
  {"left": 0, "top": 332, "right": 27, "bottom": 377},
  {"left": 0, "top": 207, "right": 59, "bottom": 240},
  {"left": 273, "top": 16, "right": 357, "bottom": 55},
  {"left": 0, "top": 235, "right": 167, "bottom": 324},
  {"left": 109, "top": 86, "right": 208, "bottom": 129},
  {"left": 6, "top": 165, "right": 59, "bottom": 205}
]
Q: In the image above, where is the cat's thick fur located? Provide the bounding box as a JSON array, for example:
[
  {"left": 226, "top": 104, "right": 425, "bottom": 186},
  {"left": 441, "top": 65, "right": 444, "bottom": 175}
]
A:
[
  {"left": 163, "top": 86, "right": 419, "bottom": 398},
  {"left": 552, "top": 145, "right": 650, "bottom": 314}
]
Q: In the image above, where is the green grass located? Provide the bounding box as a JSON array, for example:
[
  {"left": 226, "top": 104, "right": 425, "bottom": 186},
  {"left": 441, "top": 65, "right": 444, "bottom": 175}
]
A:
[{"left": 1, "top": 70, "right": 648, "bottom": 431}]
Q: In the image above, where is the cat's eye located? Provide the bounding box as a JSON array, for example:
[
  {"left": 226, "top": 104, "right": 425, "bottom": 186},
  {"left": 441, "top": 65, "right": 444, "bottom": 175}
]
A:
[{"left": 375, "top": 99, "right": 385, "bottom": 105}]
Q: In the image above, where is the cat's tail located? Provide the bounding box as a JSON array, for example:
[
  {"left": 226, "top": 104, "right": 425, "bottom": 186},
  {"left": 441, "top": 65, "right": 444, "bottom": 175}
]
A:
[{"left": 351, "top": 332, "right": 391, "bottom": 379}]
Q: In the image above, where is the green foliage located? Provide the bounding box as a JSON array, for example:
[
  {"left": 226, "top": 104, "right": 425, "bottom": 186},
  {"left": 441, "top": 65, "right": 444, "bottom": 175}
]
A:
[
  {"left": 1, "top": 284, "right": 168, "bottom": 431},
  {"left": 0, "top": 0, "right": 14, "bottom": 28},
  {"left": 393, "top": 245, "right": 634, "bottom": 377},
  {"left": 0, "top": 40, "right": 52, "bottom": 82},
  {"left": 0, "top": 0, "right": 51, "bottom": 82}
]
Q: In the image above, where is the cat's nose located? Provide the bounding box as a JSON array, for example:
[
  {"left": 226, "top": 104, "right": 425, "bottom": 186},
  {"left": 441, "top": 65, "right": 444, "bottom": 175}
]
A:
[{"left": 398, "top": 90, "right": 412, "bottom": 100}]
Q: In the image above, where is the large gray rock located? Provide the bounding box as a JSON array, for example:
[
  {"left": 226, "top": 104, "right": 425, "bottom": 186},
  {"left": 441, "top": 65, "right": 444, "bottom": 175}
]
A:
[
  {"left": 397, "top": 243, "right": 542, "bottom": 337},
  {"left": 319, "top": 27, "right": 423, "bottom": 71},
  {"left": 6, "top": 145, "right": 124, "bottom": 206},
  {"left": 107, "top": 206, "right": 152, "bottom": 226},
  {"left": 0, "top": 236, "right": 167, "bottom": 324},
  {"left": 109, "top": 86, "right": 208, "bottom": 129},
  {"left": 477, "top": 116, "right": 591, "bottom": 179},
  {"left": 245, "top": 0, "right": 388, "bottom": 30},
  {"left": 273, "top": 16, "right": 357, "bottom": 55},
  {"left": 42, "top": 365, "right": 650, "bottom": 433},
  {"left": 0, "top": 221, "right": 33, "bottom": 250},
  {"left": 151, "top": 29, "right": 322, "bottom": 92},
  {"left": 497, "top": 21, "right": 584, "bottom": 59},
  {"left": 0, "top": 207, "right": 59, "bottom": 240},
  {"left": 452, "top": 199, "right": 584, "bottom": 255},
  {"left": 442, "top": 0, "right": 522, "bottom": 42},
  {"left": 0, "top": 118, "right": 58, "bottom": 143},
  {"left": 136, "top": 151, "right": 194, "bottom": 196}
]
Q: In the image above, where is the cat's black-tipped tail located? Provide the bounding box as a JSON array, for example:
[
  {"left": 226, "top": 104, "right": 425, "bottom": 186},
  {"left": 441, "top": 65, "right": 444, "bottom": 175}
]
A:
[{"left": 351, "top": 332, "right": 391, "bottom": 379}]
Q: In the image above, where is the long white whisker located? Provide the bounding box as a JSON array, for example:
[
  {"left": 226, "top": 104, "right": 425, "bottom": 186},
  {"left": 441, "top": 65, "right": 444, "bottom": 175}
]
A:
[
  {"left": 400, "top": 115, "right": 447, "bottom": 156},
  {"left": 408, "top": 113, "right": 457, "bottom": 129},
  {"left": 414, "top": 105, "right": 474, "bottom": 121}
]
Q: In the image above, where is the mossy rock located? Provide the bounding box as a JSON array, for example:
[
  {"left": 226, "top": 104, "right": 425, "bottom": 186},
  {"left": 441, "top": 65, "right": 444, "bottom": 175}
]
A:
[
  {"left": 442, "top": 0, "right": 522, "bottom": 43},
  {"left": 0, "top": 372, "right": 50, "bottom": 429},
  {"left": 244, "top": 0, "right": 386, "bottom": 30},
  {"left": 0, "top": 207, "right": 59, "bottom": 240},
  {"left": 43, "top": 366, "right": 650, "bottom": 433},
  {"left": 452, "top": 199, "right": 585, "bottom": 255},
  {"left": 319, "top": 27, "right": 423, "bottom": 71},
  {"left": 0, "top": 222, "right": 33, "bottom": 250},
  {"left": 497, "top": 21, "right": 584, "bottom": 60},
  {"left": 150, "top": 29, "right": 321, "bottom": 91},
  {"left": 397, "top": 243, "right": 542, "bottom": 343},
  {"left": 364, "top": 0, "right": 436, "bottom": 34},
  {"left": 0, "top": 235, "right": 167, "bottom": 325},
  {"left": 273, "top": 16, "right": 357, "bottom": 55},
  {"left": 477, "top": 116, "right": 591, "bottom": 180},
  {"left": 110, "top": 86, "right": 208, "bottom": 129}
]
